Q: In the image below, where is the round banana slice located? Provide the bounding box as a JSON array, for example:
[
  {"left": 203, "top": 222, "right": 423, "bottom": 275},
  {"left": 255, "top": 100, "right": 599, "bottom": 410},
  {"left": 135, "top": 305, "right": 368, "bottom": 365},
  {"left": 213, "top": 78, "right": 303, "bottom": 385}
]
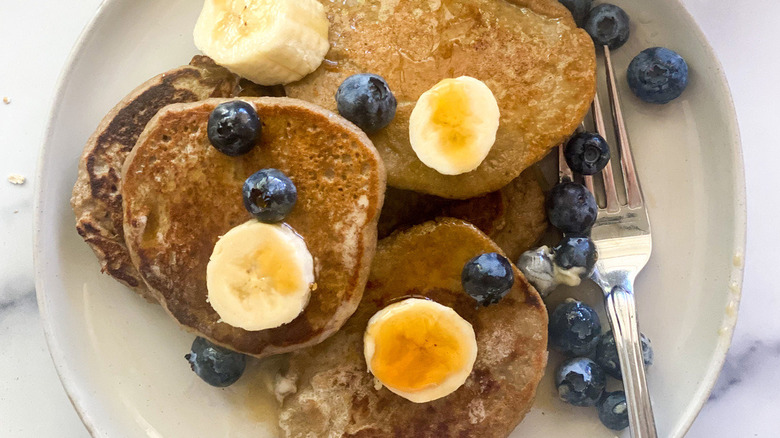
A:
[
  {"left": 207, "top": 220, "right": 315, "bottom": 331},
  {"left": 409, "top": 76, "right": 500, "bottom": 176},
  {"left": 364, "top": 298, "right": 478, "bottom": 403},
  {"left": 193, "top": 0, "right": 330, "bottom": 86}
]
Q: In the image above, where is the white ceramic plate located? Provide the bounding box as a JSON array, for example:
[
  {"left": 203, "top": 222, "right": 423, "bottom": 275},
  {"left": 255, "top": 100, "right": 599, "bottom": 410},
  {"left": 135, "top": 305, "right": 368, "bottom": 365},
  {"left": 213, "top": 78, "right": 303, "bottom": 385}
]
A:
[{"left": 34, "top": 0, "right": 746, "bottom": 437}]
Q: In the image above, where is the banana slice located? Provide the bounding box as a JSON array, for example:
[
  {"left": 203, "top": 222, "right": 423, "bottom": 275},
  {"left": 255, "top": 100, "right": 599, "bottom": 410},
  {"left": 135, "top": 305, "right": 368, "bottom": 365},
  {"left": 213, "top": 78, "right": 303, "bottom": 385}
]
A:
[
  {"left": 207, "top": 220, "right": 315, "bottom": 331},
  {"left": 409, "top": 76, "right": 500, "bottom": 175},
  {"left": 364, "top": 298, "right": 478, "bottom": 403},
  {"left": 193, "top": 0, "right": 330, "bottom": 86}
]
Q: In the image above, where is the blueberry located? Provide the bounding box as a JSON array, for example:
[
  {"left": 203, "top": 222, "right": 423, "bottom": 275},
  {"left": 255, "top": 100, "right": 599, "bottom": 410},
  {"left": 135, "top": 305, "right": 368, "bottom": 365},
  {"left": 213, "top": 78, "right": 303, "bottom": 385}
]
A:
[
  {"left": 185, "top": 337, "right": 246, "bottom": 387},
  {"left": 243, "top": 169, "right": 297, "bottom": 223},
  {"left": 584, "top": 4, "right": 630, "bottom": 50},
  {"left": 598, "top": 391, "right": 630, "bottom": 430},
  {"left": 553, "top": 235, "right": 597, "bottom": 277},
  {"left": 461, "top": 252, "right": 515, "bottom": 306},
  {"left": 546, "top": 181, "right": 597, "bottom": 234},
  {"left": 595, "top": 330, "right": 653, "bottom": 379},
  {"left": 207, "top": 100, "right": 261, "bottom": 156},
  {"left": 549, "top": 299, "right": 602, "bottom": 356},
  {"left": 627, "top": 47, "right": 689, "bottom": 104},
  {"left": 335, "top": 73, "right": 397, "bottom": 133},
  {"left": 558, "top": 0, "right": 593, "bottom": 26},
  {"left": 555, "top": 357, "right": 606, "bottom": 407},
  {"left": 564, "top": 132, "right": 610, "bottom": 175}
]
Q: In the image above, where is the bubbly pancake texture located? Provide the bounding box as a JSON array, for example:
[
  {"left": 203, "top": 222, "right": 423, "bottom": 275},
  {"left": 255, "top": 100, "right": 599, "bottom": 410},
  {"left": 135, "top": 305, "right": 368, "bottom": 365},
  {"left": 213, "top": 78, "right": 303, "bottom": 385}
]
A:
[
  {"left": 71, "top": 56, "right": 242, "bottom": 299},
  {"left": 278, "top": 219, "right": 548, "bottom": 437},
  {"left": 286, "top": 0, "right": 596, "bottom": 198},
  {"left": 121, "top": 97, "right": 385, "bottom": 357}
]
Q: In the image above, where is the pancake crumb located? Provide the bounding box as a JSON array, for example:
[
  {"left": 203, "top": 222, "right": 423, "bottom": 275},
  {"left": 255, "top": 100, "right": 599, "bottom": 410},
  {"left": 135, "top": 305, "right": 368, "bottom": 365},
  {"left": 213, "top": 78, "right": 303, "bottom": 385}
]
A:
[
  {"left": 2, "top": 97, "right": 10, "bottom": 104},
  {"left": 7, "top": 174, "right": 25, "bottom": 185},
  {"left": 274, "top": 373, "right": 298, "bottom": 403}
]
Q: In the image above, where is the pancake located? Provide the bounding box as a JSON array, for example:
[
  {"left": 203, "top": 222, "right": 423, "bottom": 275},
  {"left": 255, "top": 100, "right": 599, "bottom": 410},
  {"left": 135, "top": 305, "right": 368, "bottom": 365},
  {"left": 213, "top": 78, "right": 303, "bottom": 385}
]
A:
[
  {"left": 278, "top": 219, "right": 548, "bottom": 437},
  {"left": 285, "top": 0, "right": 596, "bottom": 199},
  {"left": 378, "top": 168, "right": 547, "bottom": 261},
  {"left": 71, "top": 56, "right": 242, "bottom": 299},
  {"left": 121, "top": 97, "right": 385, "bottom": 356}
]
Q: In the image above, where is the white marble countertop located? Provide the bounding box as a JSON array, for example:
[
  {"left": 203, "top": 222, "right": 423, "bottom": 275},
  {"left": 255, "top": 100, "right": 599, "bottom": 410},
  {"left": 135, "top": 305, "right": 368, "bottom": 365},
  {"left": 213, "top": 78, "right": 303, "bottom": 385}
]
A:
[{"left": 1, "top": 0, "right": 778, "bottom": 436}]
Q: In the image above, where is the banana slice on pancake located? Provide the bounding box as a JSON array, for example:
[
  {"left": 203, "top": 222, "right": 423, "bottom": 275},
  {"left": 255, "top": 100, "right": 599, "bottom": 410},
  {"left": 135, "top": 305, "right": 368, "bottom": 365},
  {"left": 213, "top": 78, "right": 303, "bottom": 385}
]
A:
[
  {"left": 194, "top": 0, "right": 329, "bottom": 85},
  {"left": 207, "top": 220, "right": 315, "bottom": 331},
  {"left": 409, "top": 77, "right": 500, "bottom": 176}
]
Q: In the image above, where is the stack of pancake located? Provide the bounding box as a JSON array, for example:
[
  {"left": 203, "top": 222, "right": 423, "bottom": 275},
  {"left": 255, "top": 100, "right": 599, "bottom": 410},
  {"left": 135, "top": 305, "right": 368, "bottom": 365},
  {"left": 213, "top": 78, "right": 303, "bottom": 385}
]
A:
[{"left": 71, "top": 0, "right": 595, "bottom": 436}]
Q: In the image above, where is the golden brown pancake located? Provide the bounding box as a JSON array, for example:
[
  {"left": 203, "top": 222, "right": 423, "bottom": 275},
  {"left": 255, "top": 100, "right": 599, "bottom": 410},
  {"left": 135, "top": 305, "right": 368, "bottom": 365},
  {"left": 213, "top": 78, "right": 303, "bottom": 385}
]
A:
[
  {"left": 378, "top": 168, "right": 547, "bottom": 261},
  {"left": 121, "top": 97, "right": 385, "bottom": 357},
  {"left": 278, "top": 219, "right": 548, "bottom": 437},
  {"left": 71, "top": 56, "right": 280, "bottom": 300},
  {"left": 286, "top": 0, "right": 596, "bottom": 199}
]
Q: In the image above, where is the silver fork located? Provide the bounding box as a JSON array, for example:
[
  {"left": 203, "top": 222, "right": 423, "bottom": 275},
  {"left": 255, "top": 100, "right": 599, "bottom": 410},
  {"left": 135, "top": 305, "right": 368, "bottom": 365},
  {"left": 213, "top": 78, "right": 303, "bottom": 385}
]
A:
[{"left": 560, "top": 45, "right": 658, "bottom": 437}]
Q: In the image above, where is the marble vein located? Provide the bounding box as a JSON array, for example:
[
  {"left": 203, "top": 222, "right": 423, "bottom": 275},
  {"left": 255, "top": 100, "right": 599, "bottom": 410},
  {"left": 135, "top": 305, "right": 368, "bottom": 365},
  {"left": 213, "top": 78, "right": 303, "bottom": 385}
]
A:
[
  {"left": 708, "top": 339, "right": 780, "bottom": 402},
  {"left": 0, "top": 278, "right": 37, "bottom": 323}
]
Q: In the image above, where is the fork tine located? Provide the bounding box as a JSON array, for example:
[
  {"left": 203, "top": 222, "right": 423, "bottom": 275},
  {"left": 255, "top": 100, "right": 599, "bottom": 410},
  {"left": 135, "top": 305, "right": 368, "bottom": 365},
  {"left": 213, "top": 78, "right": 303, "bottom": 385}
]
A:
[
  {"left": 584, "top": 173, "right": 595, "bottom": 194},
  {"left": 558, "top": 142, "right": 573, "bottom": 182},
  {"left": 592, "top": 93, "right": 621, "bottom": 212},
  {"left": 560, "top": 122, "right": 597, "bottom": 193},
  {"left": 604, "top": 45, "right": 643, "bottom": 208},
  {"left": 571, "top": 122, "right": 597, "bottom": 193}
]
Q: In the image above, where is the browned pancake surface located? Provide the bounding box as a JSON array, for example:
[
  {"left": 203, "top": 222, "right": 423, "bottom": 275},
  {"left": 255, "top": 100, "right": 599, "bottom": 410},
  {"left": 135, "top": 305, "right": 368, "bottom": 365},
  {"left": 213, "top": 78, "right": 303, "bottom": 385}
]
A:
[
  {"left": 278, "top": 219, "right": 548, "bottom": 437},
  {"left": 71, "top": 56, "right": 241, "bottom": 299},
  {"left": 121, "top": 97, "right": 385, "bottom": 356},
  {"left": 286, "top": 0, "right": 595, "bottom": 198},
  {"left": 378, "top": 168, "right": 547, "bottom": 260}
]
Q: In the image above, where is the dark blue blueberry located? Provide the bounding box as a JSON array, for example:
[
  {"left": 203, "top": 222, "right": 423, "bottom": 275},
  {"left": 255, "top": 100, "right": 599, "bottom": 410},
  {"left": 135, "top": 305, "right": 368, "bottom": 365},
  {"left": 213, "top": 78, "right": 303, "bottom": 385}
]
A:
[
  {"left": 595, "top": 330, "right": 654, "bottom": 379},
  {"left": 461, "top": 252, "right": 515, "bottom": 306},
  {"left": 627, "top": 47, "right": 689, "bottom": 104},
  {"left": 558, "top": 0, "right": 593, "bottom": 26},
  {"left": 243, "top": 169, "right": 297, "bottom": 223},
  {"left": 546, "top": 181, "right": 597, "bottom": 234},
  {"left": 549, "top": 299, "right": 602, "bottom": 356},
  {"left": 555, "top": 357, "right": 606, "bottom": 407},
  {"left": 564, "top": 132, "right": 611, "bottom": 175},
  {"left": 553, "top": 235, "right": 597, "bottom": 277},
  {"left": 335, "top": 73, "right": 397, "bottom": 133},
  {"left": 598, "top": 391, "right": 630, "bottom": 430},
  {"left": 207, "top": 100, "right": 261, "bottom": 156},
  {"left": 585, "top": 4, "right": 630, "bottom": 50},
  {"left": 185, "top": 337, "right": 246, "bottom": 387}
]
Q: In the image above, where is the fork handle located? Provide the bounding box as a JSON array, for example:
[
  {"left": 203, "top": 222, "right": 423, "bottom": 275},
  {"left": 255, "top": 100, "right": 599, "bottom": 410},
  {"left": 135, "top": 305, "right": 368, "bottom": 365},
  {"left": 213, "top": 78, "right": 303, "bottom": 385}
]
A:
[{"left": 605, "top": 285, "right": 658, "bottom": 438}]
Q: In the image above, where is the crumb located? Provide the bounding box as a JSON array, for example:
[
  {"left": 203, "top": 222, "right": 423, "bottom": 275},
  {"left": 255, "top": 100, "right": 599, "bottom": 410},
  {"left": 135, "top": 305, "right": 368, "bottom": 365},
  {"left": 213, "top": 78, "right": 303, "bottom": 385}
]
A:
[
  {"left": 726, "top": 300, "right": 738, "bottom": 317},
  {"left": 2, "top": 97, "right": 10, "bottom": 104},
  {"left": 13, "top": 210, "right": 19, "bottom": 214},
  {"left": 274, "top": 373, "right": 298, "bottom": 403},
  {"left": 7, "top": 174, "right": 26, "bottom": 185}
]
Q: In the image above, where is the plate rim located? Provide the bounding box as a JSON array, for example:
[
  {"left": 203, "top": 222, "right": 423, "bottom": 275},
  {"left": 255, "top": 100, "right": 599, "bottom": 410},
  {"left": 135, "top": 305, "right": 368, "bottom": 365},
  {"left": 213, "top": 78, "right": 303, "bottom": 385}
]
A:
[
  {"left": 660, "top": 3, "right": 747, "bottom": 436},
  {"left": 34, "top": 0, "right": 112, "bottom": 435},
  {"left": 32, "top": 0, "right": 747, "bottom": 436}
]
